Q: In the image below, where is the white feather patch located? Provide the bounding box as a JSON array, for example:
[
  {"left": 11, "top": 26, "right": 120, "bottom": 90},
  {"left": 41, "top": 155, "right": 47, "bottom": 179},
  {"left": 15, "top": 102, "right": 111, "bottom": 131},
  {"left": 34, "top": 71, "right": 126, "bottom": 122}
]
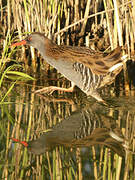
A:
[
  {"left": 109, "top": 54, "right": 128, "bottom": 72},
  {"left": 109, "top": 63, "right": 123, "bottom": 72},
  {"left": 109, "top": 131, "right": 124, "bottom": 142}
]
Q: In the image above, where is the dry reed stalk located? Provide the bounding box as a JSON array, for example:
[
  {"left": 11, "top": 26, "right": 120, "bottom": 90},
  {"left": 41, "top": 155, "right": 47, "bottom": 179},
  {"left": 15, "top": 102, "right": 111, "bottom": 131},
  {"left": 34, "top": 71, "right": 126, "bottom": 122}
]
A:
[
  {"left": 76, "top": 148, "right": 82, "bottom": 180},
  {"left": 131, "top": 2, "right": 135, "bottom": 55},
  {"left": 46, "top": 151, "right": 53, "bottom": 180},
  {"left": 0, "top": 0, "right": 3, "bottom": 21},
  {"left": 103, "top": 148, "right": 108, "bottom": 180},
  {"left": 7, "top": 0, "right": 11, "bottom": 33},
  {"left": 128, "top": 4, "right": 135, "bottom": 58},
  {"left": 113, "top": 0, "right": 123, "bottom": 46},
  {"left": 74, "top": 0, "right": 79, "bottom": 23},
  {"left": 79, "top": 0, "right": 91, "bottom": 36},
  {"left": 130, "top": 116, "right": 135, "bottom": 151},
  {"left": 99, "top": 147, "right": 104, "bottom": 174},
  {"left": 108, "top": 152, "right": 112, "bottom": 179},
  {"left": 57, "top": 3, "right": 61, "bottom": 45},
  {"left": 125, "top": 8, "right": 130, "bottom": 56},
  {"left": 55, "top": 148, "right": 61, "bottom": 180},
  {"left": 74, "top": 0, "right": 80, "bottom": 44},
  {"left": 62, "top": 1, "right": 70, "bottom": 44},
  {"left": 103, "top": 0, "right": 113, "bottom": 49},
  {"left": 116, "top": 156, "right": 122, "bottom": 180},
  {"left": 92, "top": 146, "right": 98, "bottom": 179}
]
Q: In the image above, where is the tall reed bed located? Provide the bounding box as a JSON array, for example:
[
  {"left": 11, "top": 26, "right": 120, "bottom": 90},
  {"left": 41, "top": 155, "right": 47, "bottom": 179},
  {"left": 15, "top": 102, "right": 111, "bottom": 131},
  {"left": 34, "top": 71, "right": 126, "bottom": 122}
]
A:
[
  {"left": 0, "top": 0, "right": 134, "bottom": 92},
  {"left": 0, "top": 0, "right": 134, "bottom": 58}
]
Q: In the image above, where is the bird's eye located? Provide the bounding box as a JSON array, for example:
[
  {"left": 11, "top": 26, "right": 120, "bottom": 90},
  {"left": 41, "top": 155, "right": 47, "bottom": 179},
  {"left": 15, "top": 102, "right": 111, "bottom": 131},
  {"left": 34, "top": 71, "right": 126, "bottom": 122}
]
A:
[{"left": 27, "top": 36, "right": 32, "bottom": 41}]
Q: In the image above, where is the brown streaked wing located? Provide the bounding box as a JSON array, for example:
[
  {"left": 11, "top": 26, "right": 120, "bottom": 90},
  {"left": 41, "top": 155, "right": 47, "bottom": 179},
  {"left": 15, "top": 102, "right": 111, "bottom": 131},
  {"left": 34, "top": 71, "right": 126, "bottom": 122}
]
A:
[
  {"left": 47, "top": 43, "right": 122, "bottom": 75},
  {"left": 66, "top": 46, "right": 122, "bottom": 75}
]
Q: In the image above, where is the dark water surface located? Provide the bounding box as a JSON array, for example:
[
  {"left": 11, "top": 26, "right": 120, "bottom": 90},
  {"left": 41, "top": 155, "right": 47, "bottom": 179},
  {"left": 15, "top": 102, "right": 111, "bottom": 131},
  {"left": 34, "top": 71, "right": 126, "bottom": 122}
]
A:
[{"left": 0, "top": 76, "right": 135, "bottom": 179}]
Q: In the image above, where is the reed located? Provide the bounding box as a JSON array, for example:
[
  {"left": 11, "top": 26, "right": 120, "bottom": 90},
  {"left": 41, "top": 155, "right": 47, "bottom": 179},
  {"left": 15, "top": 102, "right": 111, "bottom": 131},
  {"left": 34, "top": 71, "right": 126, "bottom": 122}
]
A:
[{"left": 0, "top": 0, "right": 135, "bottom": 179}]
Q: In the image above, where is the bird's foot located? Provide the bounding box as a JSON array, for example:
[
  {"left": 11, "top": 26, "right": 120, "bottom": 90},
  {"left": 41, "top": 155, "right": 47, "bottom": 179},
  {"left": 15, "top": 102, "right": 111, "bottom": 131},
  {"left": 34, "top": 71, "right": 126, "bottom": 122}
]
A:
[
  {"left": 88, "top": 91, "right": 108, "bottom": 106},
  {"left": 34, "top": 86, "right": 74, "bottom": 95}
]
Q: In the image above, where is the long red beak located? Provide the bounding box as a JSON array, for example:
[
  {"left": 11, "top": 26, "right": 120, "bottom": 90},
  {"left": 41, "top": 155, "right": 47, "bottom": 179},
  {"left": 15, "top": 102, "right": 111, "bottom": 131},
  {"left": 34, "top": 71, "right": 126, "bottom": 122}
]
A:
[
  {"left": 10, "top": 137, "right": 28, "bottom": 147},
  {"left": 11, "top": 40, "right": 27, "bottom": 47}
]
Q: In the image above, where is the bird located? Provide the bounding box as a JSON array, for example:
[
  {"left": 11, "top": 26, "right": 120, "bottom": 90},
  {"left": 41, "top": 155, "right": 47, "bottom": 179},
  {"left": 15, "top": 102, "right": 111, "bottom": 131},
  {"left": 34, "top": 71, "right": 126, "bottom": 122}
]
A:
[{"left": 11, "top": 32, "right": 127, "bottom": 102}]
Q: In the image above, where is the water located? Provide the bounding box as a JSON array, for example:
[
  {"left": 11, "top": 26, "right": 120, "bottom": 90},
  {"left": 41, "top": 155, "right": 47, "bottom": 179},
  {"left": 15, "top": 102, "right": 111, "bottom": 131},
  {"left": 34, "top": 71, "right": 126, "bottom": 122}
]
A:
[{"left": 0, "top": 74, "right": 135, "bottom": 179}]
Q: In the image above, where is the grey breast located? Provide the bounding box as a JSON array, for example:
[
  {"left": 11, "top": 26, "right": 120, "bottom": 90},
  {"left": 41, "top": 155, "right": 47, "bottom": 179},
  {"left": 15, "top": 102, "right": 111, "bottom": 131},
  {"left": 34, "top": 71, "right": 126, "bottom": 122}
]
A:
[{"left": 45, "top": 55, "right": 103, "bottom": 93}]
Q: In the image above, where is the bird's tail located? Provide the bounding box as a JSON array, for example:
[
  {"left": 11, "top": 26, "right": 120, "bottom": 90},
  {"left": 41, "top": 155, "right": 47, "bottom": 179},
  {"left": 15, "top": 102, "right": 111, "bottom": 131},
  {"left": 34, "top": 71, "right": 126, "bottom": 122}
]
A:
[{"left": 108, "top": 46, "right": 129, "bottom": 72}]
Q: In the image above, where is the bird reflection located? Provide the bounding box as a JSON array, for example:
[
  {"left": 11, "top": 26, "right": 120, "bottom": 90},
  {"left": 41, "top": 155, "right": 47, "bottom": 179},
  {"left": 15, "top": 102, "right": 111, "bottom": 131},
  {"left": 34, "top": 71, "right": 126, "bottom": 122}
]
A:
[{"left": 11, "top": 102, "right": 127, "bottom": 156}]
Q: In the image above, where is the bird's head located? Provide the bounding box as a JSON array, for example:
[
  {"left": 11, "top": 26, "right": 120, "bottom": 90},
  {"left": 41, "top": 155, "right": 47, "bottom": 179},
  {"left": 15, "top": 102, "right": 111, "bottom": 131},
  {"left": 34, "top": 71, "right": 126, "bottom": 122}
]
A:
[{"left": 11, "top": 32, "right": 45, "bottom": 50}]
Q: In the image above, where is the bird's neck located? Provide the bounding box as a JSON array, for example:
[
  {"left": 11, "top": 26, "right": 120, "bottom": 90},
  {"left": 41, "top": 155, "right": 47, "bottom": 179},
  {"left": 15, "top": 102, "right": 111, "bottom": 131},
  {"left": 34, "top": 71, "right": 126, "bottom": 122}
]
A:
[{"left": 36, "top": 38, "right": 57, "bottom": 62}]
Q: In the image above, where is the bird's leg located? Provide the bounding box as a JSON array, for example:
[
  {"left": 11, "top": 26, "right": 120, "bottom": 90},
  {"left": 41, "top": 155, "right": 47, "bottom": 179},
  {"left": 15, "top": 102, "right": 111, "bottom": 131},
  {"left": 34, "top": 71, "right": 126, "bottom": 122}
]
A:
[{"left": 34, "top": 82, "right": 75, "bottom": 95}]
